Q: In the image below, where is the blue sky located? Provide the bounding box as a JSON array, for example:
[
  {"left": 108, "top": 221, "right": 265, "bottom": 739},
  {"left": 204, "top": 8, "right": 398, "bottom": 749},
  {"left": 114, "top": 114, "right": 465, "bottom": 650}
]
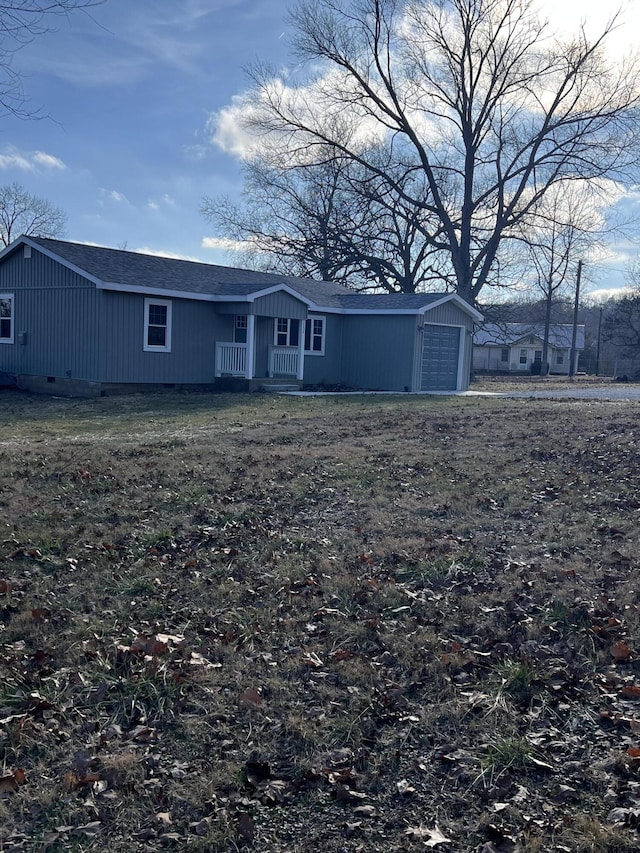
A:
[
  {"left": 0, "top": 0, "right": 291, "bottom": 262},
  {"left": 1, "top": 0, "right": 639, "bottom": 298}
]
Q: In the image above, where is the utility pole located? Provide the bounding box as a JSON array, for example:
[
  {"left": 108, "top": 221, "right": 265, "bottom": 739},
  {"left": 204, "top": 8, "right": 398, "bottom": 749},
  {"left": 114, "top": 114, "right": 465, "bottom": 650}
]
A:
[{"left": 569, "top": 260, "right": 582, "bottom": 380}]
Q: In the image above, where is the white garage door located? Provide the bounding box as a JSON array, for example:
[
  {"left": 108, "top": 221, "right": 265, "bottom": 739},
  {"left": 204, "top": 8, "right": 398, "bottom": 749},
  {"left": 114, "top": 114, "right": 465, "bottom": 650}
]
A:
[{"left": 421, "top": 325, "right": 460, "bottom": 391}]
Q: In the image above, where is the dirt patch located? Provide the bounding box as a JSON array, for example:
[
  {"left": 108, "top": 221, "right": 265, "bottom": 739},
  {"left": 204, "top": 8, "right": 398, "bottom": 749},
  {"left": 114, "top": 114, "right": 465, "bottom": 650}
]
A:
[{"left": 1, "top": 391, "right": 639, "bottom": 851}]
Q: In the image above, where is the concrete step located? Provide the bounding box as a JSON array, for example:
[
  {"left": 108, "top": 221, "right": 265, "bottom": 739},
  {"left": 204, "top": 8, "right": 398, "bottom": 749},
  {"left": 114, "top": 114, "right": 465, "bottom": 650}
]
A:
[{"left": 261, "top": 383, "right": 300, "bottom": 393}]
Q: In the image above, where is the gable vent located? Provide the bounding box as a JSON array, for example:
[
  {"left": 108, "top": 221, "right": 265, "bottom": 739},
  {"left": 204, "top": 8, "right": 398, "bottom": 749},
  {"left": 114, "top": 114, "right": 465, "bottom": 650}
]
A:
[{"left": 24, "top": 245, "right": 31, "bottom": 259}]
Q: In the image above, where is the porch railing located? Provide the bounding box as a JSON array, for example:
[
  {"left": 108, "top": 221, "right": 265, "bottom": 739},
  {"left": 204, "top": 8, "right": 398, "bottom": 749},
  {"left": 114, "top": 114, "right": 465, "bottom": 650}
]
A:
[
  {"left": 269, "top": 346, "right": 299, "bottom": 377},
  {"left": 215, "top": 342, "right": 247, "bottom": 376}
]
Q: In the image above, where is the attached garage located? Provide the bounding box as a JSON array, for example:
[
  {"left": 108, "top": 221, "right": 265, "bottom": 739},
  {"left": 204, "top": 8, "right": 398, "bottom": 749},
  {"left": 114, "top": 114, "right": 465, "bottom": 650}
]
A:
[{"left": 421, "top": 324, "right": 462, "bottom": 391}]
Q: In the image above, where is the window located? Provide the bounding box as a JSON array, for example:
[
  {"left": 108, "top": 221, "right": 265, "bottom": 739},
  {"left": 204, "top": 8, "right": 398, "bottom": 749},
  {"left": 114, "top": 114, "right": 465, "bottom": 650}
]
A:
[
  {"left": 305, "top": 316, "right": 325, "bottom": 355},
  {"left": 234, "top": 314, "right": 248, "bottom": 344},
  {"left": 144, "top": 298, "right": 172, "bottom": 352},
  {"left": 274, "top": 318, "right": 300, "bottom": 347},
  {"left": 556, "top": 349, "right": 566, "bottom": 365},
  {"left": 500, "top": 348, "right": 509, "bottom": 363},
  {"left": 534, "top": 350, "right": 542, "bottom": 363},
  {"left": 519, "top": 349, "right": 527, "bottom": 365},
  {"left": 0, "top": 294, "right": 13, "bottom": 343},
  {"left": 274, "top": 317, "right": 326, "bottom": 354}
]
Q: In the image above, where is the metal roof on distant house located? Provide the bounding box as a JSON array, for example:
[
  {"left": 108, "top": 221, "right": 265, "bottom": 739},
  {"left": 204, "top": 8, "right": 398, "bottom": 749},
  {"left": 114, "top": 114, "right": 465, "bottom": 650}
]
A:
[
  {"left": 11, "top": 236, "right": 482, "bottom": 319},
  {"left": 474, "top": 322, "right": 585, "bottom": 350}
]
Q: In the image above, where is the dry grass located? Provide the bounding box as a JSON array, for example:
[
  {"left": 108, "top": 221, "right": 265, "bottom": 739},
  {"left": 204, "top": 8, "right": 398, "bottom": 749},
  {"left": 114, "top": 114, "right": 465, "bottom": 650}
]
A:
[{"left": 1, "top": 388, "right": 640, "bottom": 852}]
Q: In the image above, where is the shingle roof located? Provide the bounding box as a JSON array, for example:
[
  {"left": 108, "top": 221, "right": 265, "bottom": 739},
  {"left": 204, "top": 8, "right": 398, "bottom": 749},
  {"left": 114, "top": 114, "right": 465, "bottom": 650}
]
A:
[
  {"left": 25, "top": 237, "right": 451, "bottom": 313},
  {"left": 474, "top": 322, "right": 585, "bottom": 350}
]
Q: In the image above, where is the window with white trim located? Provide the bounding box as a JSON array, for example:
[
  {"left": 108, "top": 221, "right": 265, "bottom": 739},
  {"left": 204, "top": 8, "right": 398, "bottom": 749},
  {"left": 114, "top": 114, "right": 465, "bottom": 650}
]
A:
[
  {"left": 304, "top": 316, "right": 325, "bottom": 355},
  {"left": 274, "top": 317, "right": 326, "bottom": 354},
  {"left": 144, "top": 298, "right": 172, "bottom": 352},
  {"left": 500, "top": 347, "right": 509, "bottom": 363},
  {"left": 0, "top": 294, "right": 13, "bottom": 343},
  {"left": 556, "top": 349, "right": 567, "bottom": 365},
  {"left": 274, "top": 318, "right": 300, "bottom": 347},
  {"left": 519, "top": 348, "right": 527, "bottom": 364}
]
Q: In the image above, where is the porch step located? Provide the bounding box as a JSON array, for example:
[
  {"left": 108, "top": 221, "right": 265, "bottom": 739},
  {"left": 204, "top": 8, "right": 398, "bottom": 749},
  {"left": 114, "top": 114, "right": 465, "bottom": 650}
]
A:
[{"left": 260, "top": 383, "right": 300, "bottom": 393}]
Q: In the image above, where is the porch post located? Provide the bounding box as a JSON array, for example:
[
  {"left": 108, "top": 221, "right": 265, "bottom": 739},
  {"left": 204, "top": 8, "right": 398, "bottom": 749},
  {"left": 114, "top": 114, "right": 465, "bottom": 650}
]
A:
[
  {"left": 297, "top": 320, "right": 305, "bottom": 381},
  {"left": 245, "top": 314, "right": 255, "bottom": 379}
]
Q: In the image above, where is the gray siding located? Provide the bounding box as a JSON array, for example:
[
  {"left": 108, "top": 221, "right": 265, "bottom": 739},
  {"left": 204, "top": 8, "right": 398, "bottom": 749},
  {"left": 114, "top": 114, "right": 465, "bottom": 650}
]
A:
[
  {"left": 99, "top": 290, "right": 228, "bottom": 383},
  {"left": 252, "top": 292, "right": 307, "bottom": 319},
  {"left": 340, "top": 314, "right": 418, "bottom": 391},
  {"left": 0, "top": 247, "right": 100, "bottom": 380},
  {"left": 303, "top": 314, "right": 344, "bottom": 386}
]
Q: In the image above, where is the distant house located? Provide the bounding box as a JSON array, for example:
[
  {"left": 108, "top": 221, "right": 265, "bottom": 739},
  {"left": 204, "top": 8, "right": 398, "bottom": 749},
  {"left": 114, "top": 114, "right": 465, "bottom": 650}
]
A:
[
  {"left": 473, "top": 322, "right": 585, "bottom": 375},
  {"left": 0, "top": 236, "right": 482, "bottom": 396}
]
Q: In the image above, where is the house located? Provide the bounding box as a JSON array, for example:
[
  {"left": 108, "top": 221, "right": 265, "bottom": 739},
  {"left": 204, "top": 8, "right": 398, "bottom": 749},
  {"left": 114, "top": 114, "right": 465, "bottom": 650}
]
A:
[
  {"left": 0, "top": 236, "right": 482, "bottom": 396},
  {"left": 473, "top": 322, "right": 585, "bottom": 375}
]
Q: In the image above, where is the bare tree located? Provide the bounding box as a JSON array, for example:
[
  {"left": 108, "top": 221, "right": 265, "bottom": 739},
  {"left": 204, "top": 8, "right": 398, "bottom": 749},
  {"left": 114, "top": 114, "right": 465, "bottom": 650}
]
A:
[
  {"left": 517, "top": 184, "right": 607, "bottom": 373},
  {"left": 0, "top": 0, "right": 102, "bottom": 117},
  {"left": 202, "top": 146, "right": 448, "bottom": 292},
  {"left": 0, "top": 182, "right": 65, "bottom": 245},
  {"left": 237, "top": 0, "right": 640, "bottom": 304}
]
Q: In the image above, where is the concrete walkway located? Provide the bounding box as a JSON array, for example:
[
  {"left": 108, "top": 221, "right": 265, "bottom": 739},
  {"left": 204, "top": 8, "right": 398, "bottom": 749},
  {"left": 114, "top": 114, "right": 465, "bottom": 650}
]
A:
[{"left": 287, "top": 383, "right": 640, "bottom": 401}]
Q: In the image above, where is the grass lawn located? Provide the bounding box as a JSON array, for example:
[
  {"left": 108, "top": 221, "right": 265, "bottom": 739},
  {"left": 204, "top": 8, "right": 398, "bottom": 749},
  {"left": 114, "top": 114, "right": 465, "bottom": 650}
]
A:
[{"left": 1, "top": 389, "right": 640, "bottom": 852}]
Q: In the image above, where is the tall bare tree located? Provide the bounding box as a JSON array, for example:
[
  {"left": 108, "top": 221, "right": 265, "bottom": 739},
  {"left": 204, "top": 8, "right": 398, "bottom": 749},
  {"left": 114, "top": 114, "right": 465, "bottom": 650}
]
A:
[
  {"left": 235, "top": 0, "right": 640, "bottom": 304},
  {"left": 0, "top": 0, "right": 102, "bottom": 117},
  {"left": 0, "top": 182, "right": 66, "bottom": 245}
]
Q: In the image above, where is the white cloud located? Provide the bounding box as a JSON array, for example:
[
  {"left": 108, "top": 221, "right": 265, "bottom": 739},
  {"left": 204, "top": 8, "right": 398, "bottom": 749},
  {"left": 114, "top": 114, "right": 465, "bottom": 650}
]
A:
[
  {"left": 147, "top": 194, "right": 176, "bottom": 212},
  {"left": 589, "top": 286, "right": 633, "bottom": 302},
  {"left": 201, "top": 236, "right": 251, "bottom": 252},
  {"left": 31, "top": 151, "right": 66, "bottom": 170},
  {"left": 538, "top": 0, "right": 639, "bottom": 57},
  {"left": 133, "top": 246, "right": 202, "bottom": 261},
  {"left": 98, "top": 188, "right": 132, "bottom": 207},
  {"left": 209, "top": 69, "right": 389, "bottom": 163},
  {"left": 209, "top": 94, "right": 266, "bottom": 160},
  {"left": 0, "top": 146, "right": 67, "bottom": 171}
]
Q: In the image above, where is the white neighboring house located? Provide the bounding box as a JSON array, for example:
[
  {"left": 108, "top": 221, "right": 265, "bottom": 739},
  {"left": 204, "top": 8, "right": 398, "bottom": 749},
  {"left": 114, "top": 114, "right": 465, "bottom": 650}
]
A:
[{"left": 473, "top": 323, "right": 585, "bottom": 375}]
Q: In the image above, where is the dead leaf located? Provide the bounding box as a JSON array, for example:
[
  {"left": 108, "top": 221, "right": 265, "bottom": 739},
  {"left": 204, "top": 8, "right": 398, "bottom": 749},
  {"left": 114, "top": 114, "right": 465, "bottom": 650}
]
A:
[
  {"left": 622, "top": 685, "right": 640, "bottom": 698},
  {"left": 331, "top": 649, "right": 356, "bottom": 662},
  {"left": 611, "top": 642, "right": 633, "bottom": 662},
  {"left": 64, "top": 771, "right": 100, "bottom": 791},
  {"left": 130, "top": 635, "right": 168, "bottom": 656},
  {"left": 31, "top": 608, "right": 51, "bottom": 623},
  {"left": 239, "top": 687, "right": 262, "bottom": 707},
  {"left": 406, "top": 824, "right": 453, "bottom": 847},
  {"left": 0, "top": 768, "right": 26, "bottom": 794}
]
